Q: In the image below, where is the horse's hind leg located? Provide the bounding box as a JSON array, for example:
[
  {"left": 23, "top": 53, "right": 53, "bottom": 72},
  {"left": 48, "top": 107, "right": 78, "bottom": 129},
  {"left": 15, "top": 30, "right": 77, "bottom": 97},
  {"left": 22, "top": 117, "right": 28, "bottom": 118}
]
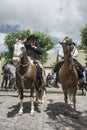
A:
[
  {"left": 72, "top": 94, "right": 76, "bottom": 111},
  {"left": 64, "top": 90, "right": 68, "bottom": 108},
  {"left": 1, "top": 79, "right": 4, "bottom": 89},
  {"left": 41, "top": 89, "right": 46, "bottom": 104},
  {"left": 30, "top": 87, "right": 35, "bottom": 116},
  {"left": 36, "top": 90, "right": 39, "bottom": 102},
  {"left": 4, "top": 79, "right": 8, "bottom": 89},
  {"left": 18, "top": 88, "right": 23, "bottom": 115}
]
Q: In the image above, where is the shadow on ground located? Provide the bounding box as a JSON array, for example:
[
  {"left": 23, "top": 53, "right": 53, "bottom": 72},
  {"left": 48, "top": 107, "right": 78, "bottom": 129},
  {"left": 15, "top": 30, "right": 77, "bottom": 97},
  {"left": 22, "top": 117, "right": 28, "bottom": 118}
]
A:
[
  {"left": 45, "top": 99, "right": 87, "bottom": 130},
  {"left": 7, "top": 101, "right": 41, "bottom": 118}
]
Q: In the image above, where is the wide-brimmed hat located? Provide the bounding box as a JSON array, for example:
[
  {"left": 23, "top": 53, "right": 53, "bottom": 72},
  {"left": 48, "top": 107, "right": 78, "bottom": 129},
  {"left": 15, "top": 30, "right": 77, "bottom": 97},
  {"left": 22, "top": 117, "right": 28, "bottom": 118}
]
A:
[
  {"left": 27, "top": 34, "right": 38, "bottom": 40},
  {"left": 63, "top": 36, "right": 73, "bottom": 42}
]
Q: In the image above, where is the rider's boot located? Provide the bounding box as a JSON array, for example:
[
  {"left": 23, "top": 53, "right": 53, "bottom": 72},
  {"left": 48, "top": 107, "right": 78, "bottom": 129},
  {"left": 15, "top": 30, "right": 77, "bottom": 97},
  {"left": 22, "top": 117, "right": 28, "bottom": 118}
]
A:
[{"left": 36, "top": 65, "right": 44, "bottom": 90}]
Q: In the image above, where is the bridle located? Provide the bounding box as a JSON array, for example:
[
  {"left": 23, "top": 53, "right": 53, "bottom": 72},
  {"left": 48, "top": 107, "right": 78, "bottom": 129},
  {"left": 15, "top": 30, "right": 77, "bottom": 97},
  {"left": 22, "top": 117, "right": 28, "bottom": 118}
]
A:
[{"left": 13, "top": 45, "right": 31, "bottom": 88}]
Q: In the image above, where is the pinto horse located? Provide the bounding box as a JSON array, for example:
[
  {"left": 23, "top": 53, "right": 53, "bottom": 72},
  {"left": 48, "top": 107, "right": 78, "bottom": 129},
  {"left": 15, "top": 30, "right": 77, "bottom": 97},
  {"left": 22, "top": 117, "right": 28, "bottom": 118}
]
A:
[
  {"left": 12, "top": 40, "right": 46, "bottom": 115},
  {"left": 59, "top": 39, "right": 78, "bottom": 111}
]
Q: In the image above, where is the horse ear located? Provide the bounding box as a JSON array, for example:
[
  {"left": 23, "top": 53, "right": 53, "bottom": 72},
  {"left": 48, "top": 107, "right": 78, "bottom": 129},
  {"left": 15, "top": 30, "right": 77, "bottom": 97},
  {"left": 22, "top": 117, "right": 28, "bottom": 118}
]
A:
[
  {"left": 15, "top": 38, "right": 19, "bottom": 43},
  {"left": 23, "top": 38, "right": 26, "bottom": 43},
  {"left": 20, "top": 38, "right": 26, "bottom": 44}
]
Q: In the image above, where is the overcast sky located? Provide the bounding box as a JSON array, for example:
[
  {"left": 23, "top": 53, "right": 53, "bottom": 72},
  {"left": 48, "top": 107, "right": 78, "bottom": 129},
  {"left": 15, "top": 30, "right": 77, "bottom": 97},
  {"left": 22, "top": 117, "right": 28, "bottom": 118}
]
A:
[{"left": 0, "top": 0, "right": 87, "bottom": 45}]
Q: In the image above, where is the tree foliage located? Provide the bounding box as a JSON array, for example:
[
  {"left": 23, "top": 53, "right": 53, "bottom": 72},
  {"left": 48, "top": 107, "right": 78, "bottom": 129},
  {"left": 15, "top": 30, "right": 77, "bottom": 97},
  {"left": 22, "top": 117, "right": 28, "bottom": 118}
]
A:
[
  {"left": 80, "top": 24, "right": 87, "bottom": 47},
  {"left": 4, "top": 29, "right": 54, "bottom": 63},
  {"left": 80, "top": 24, "right": 87, "bottom": 60}
]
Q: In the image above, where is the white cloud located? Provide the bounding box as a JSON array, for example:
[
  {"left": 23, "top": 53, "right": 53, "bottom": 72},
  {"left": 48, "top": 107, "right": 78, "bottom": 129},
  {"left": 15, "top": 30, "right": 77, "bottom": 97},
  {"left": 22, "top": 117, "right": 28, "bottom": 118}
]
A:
[
  {"left": 0, "top": 33, "right": 6, "bottom": 44},
  {"left": 0, "top": 0, "right": 87, "bottom": 43},
  {"left": 0, "top": 33, "right": 8, "bottom": 53}
]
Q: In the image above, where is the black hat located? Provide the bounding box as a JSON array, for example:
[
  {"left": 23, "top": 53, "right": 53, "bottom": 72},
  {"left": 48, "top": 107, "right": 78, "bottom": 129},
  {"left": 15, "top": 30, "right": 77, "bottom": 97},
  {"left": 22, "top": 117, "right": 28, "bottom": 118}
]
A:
[{"left": 27, "top": 34, "right": 38, "bottom": 40}]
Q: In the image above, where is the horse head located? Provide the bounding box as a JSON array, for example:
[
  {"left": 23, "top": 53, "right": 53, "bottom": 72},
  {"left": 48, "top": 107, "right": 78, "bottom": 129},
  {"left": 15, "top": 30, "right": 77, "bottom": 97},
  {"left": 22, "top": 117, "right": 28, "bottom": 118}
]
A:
[
  {"left": 61, "top": 37, "right": 75, "bottom": 56},
  {"left": 12, "top": 40, "right": 26, "bottom": 67}
]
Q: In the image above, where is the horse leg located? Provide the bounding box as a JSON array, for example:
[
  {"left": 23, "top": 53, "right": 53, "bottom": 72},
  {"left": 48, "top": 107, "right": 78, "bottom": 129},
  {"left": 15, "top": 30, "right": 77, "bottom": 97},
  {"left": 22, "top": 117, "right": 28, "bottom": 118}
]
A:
[
  {"left": 4, "top": 78, "right": 8, "bottom": 89},
  {"left": 8, "top": 80, "right": 11, "bottom": 89},
  {"left": 82, "top": 86, "right": 86, "bottom": 96},
  {"left": 18, "top": 88, "right": 23, "bottom": 115},
  {"left": 36, "top": 90, "right": 39, "bottom": 102},
  {"left": 72, "top": 93, "right": 76, "bottom": 111},
  {"left": 64, "top": 90, "right": 68, "bottom": 108},
  {"left": 1, "top": 78, "right": 4, "bottom": 89},
  {"left": 30, "top": 87, "right": 35, "bottom": 116},
  {"left": 41, "top": 89, "right": 46, "bottom": 104}
]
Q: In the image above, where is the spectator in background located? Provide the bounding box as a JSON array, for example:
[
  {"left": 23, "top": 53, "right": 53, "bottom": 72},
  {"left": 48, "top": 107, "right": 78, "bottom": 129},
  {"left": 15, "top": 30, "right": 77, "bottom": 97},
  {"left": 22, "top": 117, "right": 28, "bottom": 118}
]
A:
[
  {"left": 46, "top": 73, "right": 52, "bottom": 87},
  {"left": 84, "top": 62, "right": 87, "bottom": 81}
]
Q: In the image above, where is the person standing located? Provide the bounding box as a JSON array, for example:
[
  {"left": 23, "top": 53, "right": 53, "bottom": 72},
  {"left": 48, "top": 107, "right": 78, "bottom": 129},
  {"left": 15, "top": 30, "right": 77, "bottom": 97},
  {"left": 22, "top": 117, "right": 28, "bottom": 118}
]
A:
[
  {"left": 46, "top": 73, "right": 52, "bottom": 87},
  {"left": 84, "top": 62, "right": 87, "bottom": 81}
]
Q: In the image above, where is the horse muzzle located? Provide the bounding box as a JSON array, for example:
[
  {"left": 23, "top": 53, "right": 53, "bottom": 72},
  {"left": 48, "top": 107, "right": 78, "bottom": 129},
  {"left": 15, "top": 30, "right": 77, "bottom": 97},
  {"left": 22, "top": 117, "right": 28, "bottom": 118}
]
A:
[{"left": 12, "top": 57, "right": 20, "bottom": 67}]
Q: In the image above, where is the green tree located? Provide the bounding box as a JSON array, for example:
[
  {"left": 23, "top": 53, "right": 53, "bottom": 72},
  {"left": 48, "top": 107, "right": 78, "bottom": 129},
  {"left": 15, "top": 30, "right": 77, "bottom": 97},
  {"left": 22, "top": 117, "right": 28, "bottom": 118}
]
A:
[
  {"left": 4, "top": 30, "right": 54, "bottom": 63},
  {"left": 80, "top": 24, "right": 87, "bottom": 60},
  {"left": 81, "top": 24, "right": 87, "bottom": 47}
]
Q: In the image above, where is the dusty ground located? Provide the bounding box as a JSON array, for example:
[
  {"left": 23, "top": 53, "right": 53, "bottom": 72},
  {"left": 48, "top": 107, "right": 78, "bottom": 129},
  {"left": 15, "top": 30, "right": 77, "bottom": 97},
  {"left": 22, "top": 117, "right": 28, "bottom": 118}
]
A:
[{"left": 0, "top": 89, "right": 87, "bottom": 130}]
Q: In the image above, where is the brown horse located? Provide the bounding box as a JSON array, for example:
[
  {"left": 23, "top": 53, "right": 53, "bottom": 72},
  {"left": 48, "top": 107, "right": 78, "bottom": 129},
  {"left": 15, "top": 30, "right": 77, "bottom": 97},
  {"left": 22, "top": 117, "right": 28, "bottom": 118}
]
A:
[
  {"left": 59, "top": 38, "right": 78, "bottom": 111},
  {"left": 12, "top": 40, "right": 46, "bottom": 115}
]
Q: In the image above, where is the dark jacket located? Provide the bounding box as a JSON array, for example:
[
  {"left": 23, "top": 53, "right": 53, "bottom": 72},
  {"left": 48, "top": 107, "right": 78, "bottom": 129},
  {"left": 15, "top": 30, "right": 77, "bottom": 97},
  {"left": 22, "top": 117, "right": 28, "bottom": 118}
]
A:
[{"left": 25, "top": 43, "right": 42, "bottom": 60}]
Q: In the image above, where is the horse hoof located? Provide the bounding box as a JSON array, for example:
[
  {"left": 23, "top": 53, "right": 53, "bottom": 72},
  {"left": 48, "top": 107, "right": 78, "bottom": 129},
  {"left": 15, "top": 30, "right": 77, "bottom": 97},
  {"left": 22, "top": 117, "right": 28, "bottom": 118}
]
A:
[
  {"left": 30, "top": 112, "right": 34, "bottom": 116},
  {"left": 84, "top": 92, "right": 86, "bottom": 96},
  {"left": 41, "top": 101, "right": 44, "bottom": 104},
  {"left": 18, "top": 112, "right": 23, "bottom": 116},
  {"left": 71, "top": 111, "right": 78, "bottom": 118},
  {"left": 64, "top": 110, "right": 69, "bottom": 115}
]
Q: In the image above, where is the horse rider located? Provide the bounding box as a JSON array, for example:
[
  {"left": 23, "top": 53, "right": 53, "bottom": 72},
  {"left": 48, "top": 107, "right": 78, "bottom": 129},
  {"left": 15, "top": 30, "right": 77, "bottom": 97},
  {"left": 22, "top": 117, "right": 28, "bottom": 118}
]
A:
[
  {"left": 54, "top": 36, "right": 86, "bottom": 85},
  {"left": 25, "top": 34, "right": 45, "bottom": 89}
]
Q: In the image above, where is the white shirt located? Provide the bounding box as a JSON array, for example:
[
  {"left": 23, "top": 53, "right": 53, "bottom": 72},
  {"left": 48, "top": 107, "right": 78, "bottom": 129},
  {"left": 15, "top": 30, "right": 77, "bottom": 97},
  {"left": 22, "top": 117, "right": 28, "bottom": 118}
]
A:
[{"left": 58, "top": 44, "right": 78, "bottom": 59}]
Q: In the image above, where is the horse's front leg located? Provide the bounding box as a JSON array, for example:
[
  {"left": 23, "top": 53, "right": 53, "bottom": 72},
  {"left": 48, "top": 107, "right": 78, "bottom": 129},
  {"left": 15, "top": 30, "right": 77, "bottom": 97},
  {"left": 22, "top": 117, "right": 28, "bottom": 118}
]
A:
[
  {"left": 18, "top": 88, "right": 23, "bottom": 115},
  {"left": 36, "top": 90, "right": 39, "bottom": 102},
  {"left": 4, "top": 78, "right": 8, "bottom": 89},
  {"left": 30, "top": 87, "right": 34, "bottom": 116}
]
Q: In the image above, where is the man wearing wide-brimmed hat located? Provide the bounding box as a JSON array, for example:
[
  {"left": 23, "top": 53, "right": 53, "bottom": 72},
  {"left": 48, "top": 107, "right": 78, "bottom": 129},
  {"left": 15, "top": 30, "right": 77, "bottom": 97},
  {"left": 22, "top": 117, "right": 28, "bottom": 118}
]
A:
[
  {"left": 25, "top": 34, "right": 42, "bottom": 60},
  {"left": 54, "top": 36, "right": 86, "bottom": 87},
  {"left": 25, "top": 34, "right": 46, "bottom": 89}
]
